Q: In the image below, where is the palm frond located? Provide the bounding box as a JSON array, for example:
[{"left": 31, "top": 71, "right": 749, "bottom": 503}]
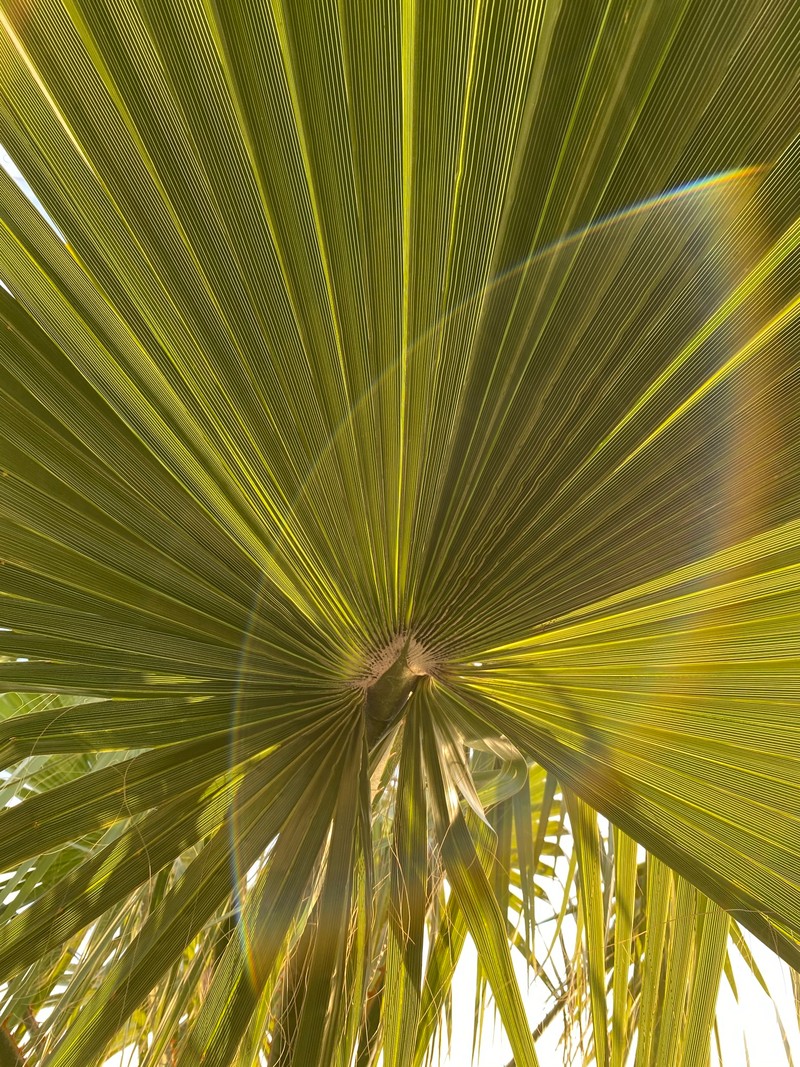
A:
[{"left": 1, "top": 0, "right": 798, "bottom": 1063}]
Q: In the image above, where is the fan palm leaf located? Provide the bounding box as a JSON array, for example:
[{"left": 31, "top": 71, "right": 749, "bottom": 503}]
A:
[{"left": 0, "top": 0, "right": 798, "bottom": 1064}]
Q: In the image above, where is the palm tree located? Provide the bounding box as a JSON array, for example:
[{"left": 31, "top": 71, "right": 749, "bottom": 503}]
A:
[{"left": 0, "top": 1, "right": 798, "bottom": 1064}]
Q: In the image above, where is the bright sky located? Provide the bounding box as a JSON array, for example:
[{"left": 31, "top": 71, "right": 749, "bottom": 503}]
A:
[
  {"left": 441, "top": 926, "right": 800, "bottom": 1067},
  {"left": 0, "top": 142, "right": 63, "bottom": 239}
]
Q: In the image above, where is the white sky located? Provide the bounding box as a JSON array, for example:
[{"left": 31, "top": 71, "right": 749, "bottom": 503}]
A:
[
  {"left": 441, "top": 926, "right": 800, "bottom": 1067},
  {"left": 0, "top": 142, "right": 63, "bottom": 239}
]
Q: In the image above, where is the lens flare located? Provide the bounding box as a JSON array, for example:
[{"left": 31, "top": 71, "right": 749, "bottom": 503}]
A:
[{"left": 229, "top": 166, "right": 774, "bottom": 978}]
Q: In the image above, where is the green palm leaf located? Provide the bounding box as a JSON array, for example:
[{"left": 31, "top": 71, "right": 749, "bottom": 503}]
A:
[{"left": 1, "top": 0, "right": 798, "bottom": 1063}]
